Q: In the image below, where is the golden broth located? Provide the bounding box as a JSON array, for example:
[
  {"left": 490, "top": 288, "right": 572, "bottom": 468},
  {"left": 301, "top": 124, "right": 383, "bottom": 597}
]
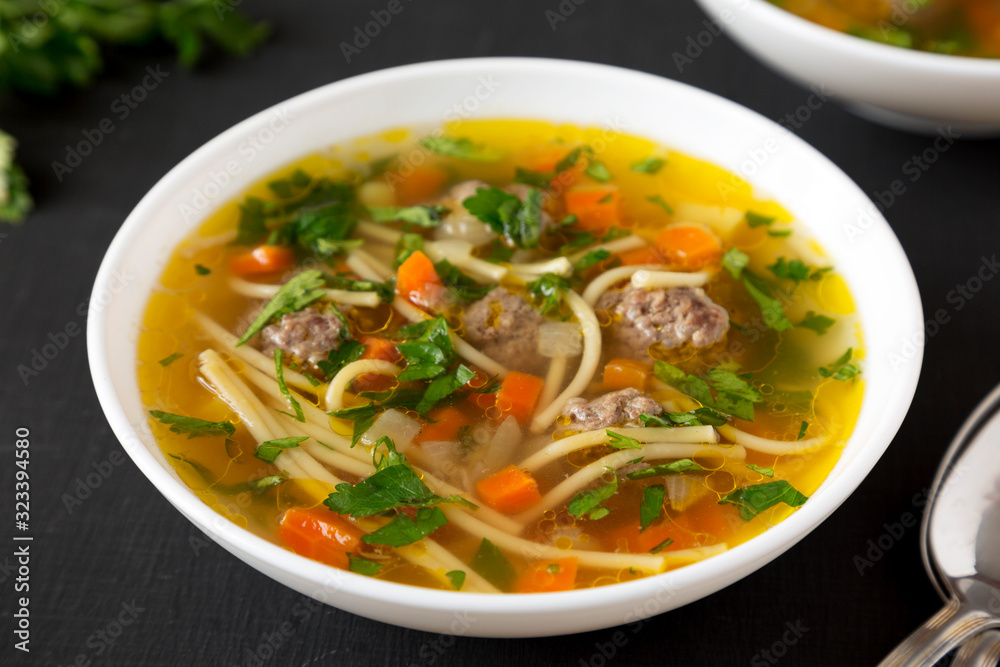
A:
[{"left": 139, "top": 119, "right": 863, "bottom": 592}]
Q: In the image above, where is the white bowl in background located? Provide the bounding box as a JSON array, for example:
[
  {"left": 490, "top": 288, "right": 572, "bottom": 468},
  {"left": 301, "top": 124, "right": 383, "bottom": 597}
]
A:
[
  {"left": 87, "top": 57, "right": 923, "bottom": 637},
  {"left": 695, "top": 0, "right": 1000, "bottom": 135}
]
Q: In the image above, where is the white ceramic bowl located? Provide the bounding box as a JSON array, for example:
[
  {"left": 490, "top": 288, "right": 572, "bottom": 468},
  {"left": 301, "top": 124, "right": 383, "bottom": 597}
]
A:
[
  {"left": 88, "top": 57, "right": 923, "bottom": 637},
  {"left": 695, "top": 0, "right": 1000, "bottom": 135}
]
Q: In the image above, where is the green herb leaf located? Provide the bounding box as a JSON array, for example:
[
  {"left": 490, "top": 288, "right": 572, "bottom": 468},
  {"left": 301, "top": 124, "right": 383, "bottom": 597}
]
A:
[
  {"left": 396, "top": 317, "right": 457, "bottom": 382},
  {"left": 626, "top": 459, "right": 705, "bottom": 480},
  {"left": 646, "top": 195, "right": 674, "bottom": 215},
  {"left": 446, "top": 570, "right": 466, "bottom": 590},
  {"left": 329, "top": 403, "right": 378, "bottom": 447},
  {"left": 235, "top": 197, "right": 269, "bottom": 245},
  {"left": 742, "top": 272, "right": 794, "bottom": 332},
  {"left": 149, "top": 410, "right": 234, "bottom": 439},
  {"left": 158, "top": 352, "right": 183, "bottom": 367},
  {"left": 471, "top": 538, "right": 516, "bottom": 591},
  {"left": 576, "top": 249, "right": 611, "bottom": 271},
  {"left": 639, "top": 407, "right": 728, "bottom": 427},
  {"left": 317, "top": 339, "right": 367, "bottom": 381},
  {"left": 435, "top": 260, "right": 493, "bottom": 303},
  {"left": 363, "top": 506, "right": 448, "bottom": 547},
  {"left": 797, "top": 421, "right": 809, "bottom": 440},
  {"left": 746, "top": 464, "right": 774, "bottom": 478},
  {"left": 640, "top": 484, "right": 665, "bottom": 532},
  {"left": 721, "top": 247, "right": 750, "bottom": 280},
  {"left": 527, "top": 273, "right": 570, "bottom": 317},
  {"left": 798, "top": 311, "right": 836, "bottom": 335},
  {"left": 417, "top": 365, "right": 476, "bottom": 414},
  {"left": 768, "top": 257, "right": 811, "bottom": 285},
  {"left": 369, "top": 205, "right": 449, "bottom": 228},
  {"left": 324, "top": 274, "right": 394, "bottom": 302},
  {"left": 631, "top": 157, "right": 666, "bottom": 174},
  {"left": 819, "top": 348, "right": 860, "bottom": 381},
  {"left": 555, "top": 147, "right": 585, "bottom": 173},
  {"left": 462, "top": 186, "right": 542, "bottom": 249},
  {"left": 767, "top": 229, "right": 792, "bottom": 238},
  {"left": 194, "top": 264, "right": 211, "bottom": 276},
  {"left": 420, "top": 136, "right": 501, "bottom": 162},
  {"left": 514, "top": 167, "right": 553, "bottom": 189},
  {"left": 567, "top": 468, "right": 618, "bottom": 519},
  {"left": 255, "top": 436, "right": 307, "bottom": 464},
  {"left": 606, "top": 430, "right": 641, "bottom": 450},
  {"left": 237, "top": 270, "right": 327, "bottom": 346},
  {"left": 649, "top": 538, "right": 674, "bottom": 554},
  {"left": 485, "top": 239, "right": 514, "bottom": 263},
  {"left": 584, "top": 161, "right": 612, "bottom": 182},
  {"left": 653, "top": 361, "right": 761, "bottom": 421},
  {"left": 395, "top": 232, "right": 424, "bottom": 268},
  {"left": 719, "top": 480, "right": 808, "bottom": 521},
  {"left": 275, "top": 350, "right": 305, "bottom": 422},
  {"left": 246, "top": 474, "right": 286, "bottom": 491},
  {"left": 745, "top": 211, "right": 776, "bottom": 228},
  {"left": 348, "top": 556, "right": 383, "bottom": 576},
  {"left": 368, "top": 154, "right": 397, "bottom": 177},
  {"left": 324, "top": 461, "right": 473, "bottom": 518}
]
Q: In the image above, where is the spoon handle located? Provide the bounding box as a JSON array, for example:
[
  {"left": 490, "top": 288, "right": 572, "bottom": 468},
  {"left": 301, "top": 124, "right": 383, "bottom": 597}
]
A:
[
  {"left": 952, "top": 630, "right": 1000, "bottom": 667},
  {"left": 879, "top": 598, "right": 1000, "bottom": 667}
]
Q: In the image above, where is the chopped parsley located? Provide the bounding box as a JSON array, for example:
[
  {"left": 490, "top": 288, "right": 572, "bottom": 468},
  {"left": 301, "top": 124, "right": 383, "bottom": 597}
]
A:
[
  {"left": 194, "top": 264, "right": 211, "bottom": 275},
  {"left": 626, "top": 459, "right": 705, "bottom": 481},
  {"left": 471, "top": 538, "right": 516, "bottom": 591},
  {"left": 719, "top": 480, "right": 808, "bottom": 521},
  {"left": 745, "top": 211, "right": 776, "bottom": 228},
  {"left": 798, "top": 311, "right": 836, "bottom": 335},
  {"left": 246, "top": 475, "right": 286, "bottom": 491},
  {"left": 722, "top": 247, "right": 793, "bottom": 332},
  {"left": 514, "top": 167, "right": 554, "bottom": 189},
  {"left": 639, "top": 484, "right": 665, "bottom": 532},
  {"left": 446, "top": 570, "right": 466, "bottom": 590},
  {"left": 274, "top": 350, "right": 305, "bottom": 422},
  {"left": 237, "top": 270, "right": 327, "bottom": 346},
  {"left": 584, "top": 161, "right": 612, "bottom": 182},
  {"left": 462, "top": 186, "right": 543, "bottom": 249},
  {"left": 394, "top": 232, "right": 424, "bottom": 268},
  {"left": 649, "top": 538, "right": 674, "bottom": 554},
  {"left": 255, "top": 436, "right": 307, "bottom": 464},
  {"left": 368, "top": 205, "right": 449, "bottom": 228},
  {"left": 631, "top": 156, "right": 666, "bottom": 174},
  {"left": 526, "top": 273, "right": 570, "bottom": 317},
  {"left": 639, "top": 407, "right": 728, "bottom": 427},
  {"left": 654, "top": 361, "right": 762, "bottom": 422},
  {"left": 819, "top": 348, "right": 861, "bottom": 381},
  {"left": 767, "top": 257, "right": 812, "bottom": 287},
  {"left": 148, "top": 410, "right": 235, "bottom": 439},
  {"left": 317, "top": 339, "right": 366, "bottom": 381},
  {"left": 348, "top": 556, "right": 383, "bottom": 576},
  {"left": 434, "top": 260, "right": 493, "bottom": 303},
  {"left": 362, "top": 506, "right": 448, "bottom": 547},
  {"left": 606, "top": 430, "right": 641, "bottom": 450},
  {"left": 576, "top": 249, "right": 612, "bottom": 271},
  {"left": 158, "top": 352, "right": 183, "bottom": 367},
  {"left": 567, "top": 468, "right": 617, "bottom": 520},
  {"left": 646, "top": 195, "right": 674, "bottom": 215},
  {"left": 745, "top": 463, "right": 774, "bottom": 478},
  {"left": 797, "top": 421, "right": 809, "bottom": 440},
  {"left": 419, "top": 136, "right": 501, "bottom": 162}
]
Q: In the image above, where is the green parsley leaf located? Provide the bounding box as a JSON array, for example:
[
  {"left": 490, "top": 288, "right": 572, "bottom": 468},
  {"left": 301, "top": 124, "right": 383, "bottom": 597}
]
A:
[
  {"left": 348, "top": 556, "right": 383, "bottom": 576},
  {"left": 148, "top": 410, "right": 234, "bottom": 439},
  {"left": 719, "top": 480, "right": 808, "bottom": 521},
  {"left": 742, "top": 273, "right": 794, "bottom": 332},
  {"left": 649, "top": 537, "right": 674, "bottom": 554},
  {"left": 324, "top": 462, "right": 473, "bottom": 518},
  {"left": 631, "top": 157, "right": 666, "bottom": 174},
  {"left": 396, "top": 317, "right": 457, "bottom": 382},
  {"left": 158, "top": 352, "right": 183, "bottom": 367},
  {"left": 275, "top": 350, "right": 305, "bottom": 422},
  {"left": 368, "top": 154, "right": 398, "bottom": 177},
  {"left": 471, "top": 538, "right": 516, "bottom": 591},
  {"left": 768, "top": 257, "right": 811, "bottom": 285},
  {"left": 746, "top": 463, "right": 774, "bottom": 478},
  {"left": 514, "top": 167, "right": 553, "bottom": 189},
  {"left": 558, "top": 230, "right": 598, "bottom": 254},
  {"left": 485, "top": 239, "right": 514, "bottom": 263},
  {"left": 329, "top": 402, "right": 378, "bottom": 447},
  {"left": 653, "top": 361, "right": 762, "bottom": 421},
  {"left": 819, "top": 348, "right": 861, "bottom": 381},
  {"left": 767, "top": 229, "right": 792, "bottom": 238},
  {"left": 555, "top": 147, "right": 585, "bottom": 173},
  {"left": 255, "top": 436, "right": 307, "bottom": 464},
  {"left": 527, "top": 273, "right": 570, "bottom": 317},
  {"left": 446, "top": 570, "right": 466, "bottom": 590},
  {"left": 626, "top": 459, "right": 705, "bottom": 480},
  {"left": 235, "top": 197, "right": 269, "bottom": 245},
  {"left": 419, "top": 136, "right": 501, "bottom": 162},
  {"left": 371, "top": 436, "right": 408, "bottom": 472},
  {"left": 462, "top": 186, "right": 543, "bottom": 249},
  {"left": 606, "top": 430, "right": 642, "bottom": 450},
  {"left": 559, "top": 214, "right": 578, "bottom": 226},
  {"left": 246, "top": 474, "right": 286, "bottom": 491},
  {"left": 435, "top": 260, "right": 493, "bottom": 303},
  {"left": 602, "top": 227, "right": 630, "bottom": 242},
  {"left": 798, "top": 311, "right": 836, "bottom": 335},
  {"left": 394, "top": 232, "right": 424, "bottom": 268},
  {"left": 268, "top": 170, "right": 312, "bottom": 198},
  {"left": 646, "top": 195, "right": 674, "bottom": 215},
  {"left": 363, "top": 506, "right": 448, "bottom": 547},
  {"left": 317, "top": 339, "right": 366, "bottom": 381},
  {"left": 721, "top": 247, "right": 750, "bottom": 280},
  {"left": 745, "top": 211, "right": 776, "bottom": 228},
  {"left": 584, "top": 161, "right": 612, "bottom": 182},
  {"left": 324, "top": 274, "right": 394, "bottom": 302},
  {"left": 797, "top": 421, "right": 809, "bottom": 440},
  {"left": 639, "top": 407, "right": 728, "bottom": 427},
  {"left": 237, "top": 270, "right": 327, "bottom": 346},
  {"left": 417, "top": 365, "right": 476, "bottom": 414},
  {"left": 640, "top": 484, "right": 665, "bottom": 532},
  {"left": 368, "top": 205, "right": 449, "bottom": 227},
  {"left": 576, "top": 249, "right": 611, "bottom": 271},
  {"left": 567, "top": 468, "right": 617, "bottom": 519},
  {"left": 194, "top": 264, "right": 211, "bottom": 276}
]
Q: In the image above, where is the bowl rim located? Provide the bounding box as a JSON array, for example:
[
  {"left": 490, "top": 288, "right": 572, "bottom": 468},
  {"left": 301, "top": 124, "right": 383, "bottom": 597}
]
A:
[
  {"left": 726, "top": 0, "right": 1000, "bottom": 72},
  {"left": 87, "top": 56, "right": 924, "bottom": 632}
]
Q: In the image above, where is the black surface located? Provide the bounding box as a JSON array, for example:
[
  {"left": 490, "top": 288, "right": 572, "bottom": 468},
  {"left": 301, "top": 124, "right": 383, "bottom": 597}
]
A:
[{"left": 2, "top": 1, "right": 999, "bottom": 665}]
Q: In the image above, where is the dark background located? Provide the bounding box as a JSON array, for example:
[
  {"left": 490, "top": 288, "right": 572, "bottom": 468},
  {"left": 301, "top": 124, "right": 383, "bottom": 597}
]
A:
[{"left": 2, "top": 1, "right": 998, "bottom": 665}]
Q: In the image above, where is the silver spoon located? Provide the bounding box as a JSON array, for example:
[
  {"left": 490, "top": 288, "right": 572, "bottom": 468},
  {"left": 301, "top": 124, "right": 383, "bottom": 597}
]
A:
[
  {"left": 953, "top": 631, "right": 1000, "bottom": 667},
  {"left": 879, "top": 382, "right": 1000, "bottom": 666}
]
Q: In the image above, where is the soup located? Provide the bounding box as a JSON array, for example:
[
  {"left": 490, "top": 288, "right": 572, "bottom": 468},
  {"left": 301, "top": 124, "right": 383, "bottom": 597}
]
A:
[
  {"left": 771, "top": 0, "right": 1000, "bottom": 57},
  {"left": 139, "top": 120, "right": 863, "bottom": 593}
]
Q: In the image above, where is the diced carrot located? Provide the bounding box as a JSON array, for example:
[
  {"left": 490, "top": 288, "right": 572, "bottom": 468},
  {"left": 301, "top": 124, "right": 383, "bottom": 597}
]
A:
[
  {"left": 229, "top": 245, "right": 295, "bottom": 276},
  {"left": 277, "top": 508, "right": 364, "bottom": 570},
  {"left": 351, "top": 336, "right": 402, "bottom": 393},
  {"left": 608, "top": 516, "right": 699, "bottom": 554},
  {"left": 517, "top": 144, "right": 567, "bottom": 173},
  {"left": 495, "top": 371, "right": 545, "bottom": 425},
  {"left": 564, "top": 186, "right": 621, "bottom": 232},
  {"left": 618, "top": 247, "right": 662, "bottom": 266},
  {"left": 514, "top": 557, "right": 578, "bottom": 593},
  {"left": 392, "top": 165, "right": 448, "bottom": 205},
  {"left": 672, "top": 495, "right": 741, "bottom": 539},
  {"left": 476, "top": 465, "right": 542, "bottom": 514},
  {"left": 603, "top": 358, "right": 652, "bottom": 392},
  {"left": 655, "top": 223, "right": 722, "bottom": 271},
  {"left": 415, "top": 405, "right": 471, "bottom": 443},
  {"left": 396, "top": 250, "right": 444, "bottom": 309}
]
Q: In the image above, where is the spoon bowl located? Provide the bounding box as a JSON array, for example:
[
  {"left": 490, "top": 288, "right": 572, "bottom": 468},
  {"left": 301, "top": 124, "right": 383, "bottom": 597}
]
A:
[{"left": 880, "top": 382, "right": 1000, "bottom": 666}]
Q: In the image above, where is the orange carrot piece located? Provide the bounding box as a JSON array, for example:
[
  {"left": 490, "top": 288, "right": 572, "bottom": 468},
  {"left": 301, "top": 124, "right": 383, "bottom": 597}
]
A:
[
  {"left": 277, "top": 508, "right": 363, "bottom": 570},
  {"left": 415, "top": 405, "right": 471, "bottom": 443},
  {"left": 608, "top": 517, "right": 698, "bottom": 554},
  {"left": 229, "top": 245, "right": 295, "bottom": 276},
  {"left": 392, "top": 166, "right": 448, "bottom": 205},
  {"left": 564, "top": 186, "right": 621, "bottom": 232},
  {"left": 351, "top": 336, "right": 402, "bottom": 393},
  {"left": 603, "top": 358, "right": 652, "bottom": 392},
  {"left": 476, "top": 465, "right": 542, "bottom": 514},
  {"left": 514, "top": 557, "right": 578, "bottom": 593},
  {"left": 396, "top": 250, "right": 443, "bottom": 308},
  {"left": 495, "top": 371, "right": 545, "bottom": 425},
  {"left": 618, "top": 247, "right": 662, "bottom": 266},
  {"left": 655, "top": 223, "right": 722, "bottom": 271}
]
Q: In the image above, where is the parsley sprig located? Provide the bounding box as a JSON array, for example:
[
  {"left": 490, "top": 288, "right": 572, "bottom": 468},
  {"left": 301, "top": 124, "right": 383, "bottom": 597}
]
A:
[{"left": 654, "top": 361, "right": 762, "bottom": 422}]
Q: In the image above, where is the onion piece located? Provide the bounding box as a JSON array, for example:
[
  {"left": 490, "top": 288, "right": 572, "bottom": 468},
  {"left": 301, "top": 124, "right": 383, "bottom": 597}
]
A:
[
  {"left": 360, "top": 409, "right": 423, "bottom": 453},
  {"left": 482, "top": 416, "right": 521, "bottom": 474},
  {"left": 538, "top": 321, "right": 583, "bottom": 358}
]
